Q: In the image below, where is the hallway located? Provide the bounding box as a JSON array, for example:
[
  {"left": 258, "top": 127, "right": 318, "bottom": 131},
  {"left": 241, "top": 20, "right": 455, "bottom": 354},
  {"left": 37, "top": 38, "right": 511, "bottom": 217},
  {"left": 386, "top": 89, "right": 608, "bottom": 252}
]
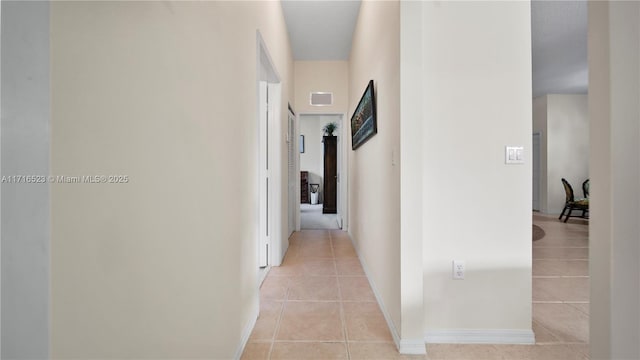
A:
[
  {"left": 242, "top": 214, "right": 590, "bottom": 359},
  {"left": 243, "top": 229, "right": 399, "bottom": 359},
  {"left": 300, "top": 204, "right": 340, "bottom": 230}
]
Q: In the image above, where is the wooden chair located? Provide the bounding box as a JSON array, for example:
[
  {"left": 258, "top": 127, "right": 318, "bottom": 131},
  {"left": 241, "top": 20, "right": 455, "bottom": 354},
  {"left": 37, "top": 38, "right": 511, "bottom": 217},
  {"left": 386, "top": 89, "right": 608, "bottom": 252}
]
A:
[
  {"left": 582, "top": 179, "right": 590, "bottom": 199},
  {"left": 559, "top": 178, "right": 589, "bottom": 222}
]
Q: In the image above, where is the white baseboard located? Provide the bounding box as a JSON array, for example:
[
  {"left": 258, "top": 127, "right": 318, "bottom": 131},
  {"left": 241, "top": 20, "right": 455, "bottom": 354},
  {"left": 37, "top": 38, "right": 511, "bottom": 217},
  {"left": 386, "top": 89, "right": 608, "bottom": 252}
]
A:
[
  {"left": 399, "top": 339, "right": 427, "bottom": 354},
  {"left": 348, "top": 233, "right": 532, "bottom": 353},
  {"left": 425, "top": 329, "right": 535, "bottom": 344},
  {"left": 234, "top": 300, "right": 260, "bottom": 360},
  {"left": 349, "top": 234, "right": 402, "bottom": 351},
  {"left": 350, "top": 234, "right": 426, "bottom": 354},
  {"left": 258, "top": 266, "right": 270, "bottom": 287}
]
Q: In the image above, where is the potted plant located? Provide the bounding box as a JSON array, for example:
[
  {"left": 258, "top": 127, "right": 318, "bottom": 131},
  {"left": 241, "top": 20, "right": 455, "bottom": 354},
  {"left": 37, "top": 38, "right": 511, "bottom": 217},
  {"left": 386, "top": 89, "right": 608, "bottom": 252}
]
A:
[{"left": 322, "top": 122, "right": 338, "bottom": 136}]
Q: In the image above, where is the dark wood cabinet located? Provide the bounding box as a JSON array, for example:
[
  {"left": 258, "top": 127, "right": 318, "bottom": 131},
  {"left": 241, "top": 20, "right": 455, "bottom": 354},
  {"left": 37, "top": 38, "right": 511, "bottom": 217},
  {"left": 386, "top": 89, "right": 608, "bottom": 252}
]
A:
[
  {"left": 323, "top": 136, "right": 337, "bottom": 214},
  {"left": 300, "top": 171, "right": 309, "bottom": 203}
]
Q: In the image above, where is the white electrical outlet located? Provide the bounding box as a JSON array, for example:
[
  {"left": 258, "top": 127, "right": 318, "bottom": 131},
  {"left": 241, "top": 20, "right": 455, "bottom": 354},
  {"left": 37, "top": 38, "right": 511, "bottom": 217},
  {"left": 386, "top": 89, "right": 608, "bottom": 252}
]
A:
[{"left": 453, "top": 260, "right": 465, "bottom": 280}]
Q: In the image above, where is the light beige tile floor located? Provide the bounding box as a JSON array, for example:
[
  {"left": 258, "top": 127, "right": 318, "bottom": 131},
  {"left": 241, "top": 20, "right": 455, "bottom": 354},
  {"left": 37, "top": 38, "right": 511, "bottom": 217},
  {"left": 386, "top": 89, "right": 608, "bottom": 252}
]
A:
[{"left": 242, "top": 214, "right": 589, "bottom": 359}]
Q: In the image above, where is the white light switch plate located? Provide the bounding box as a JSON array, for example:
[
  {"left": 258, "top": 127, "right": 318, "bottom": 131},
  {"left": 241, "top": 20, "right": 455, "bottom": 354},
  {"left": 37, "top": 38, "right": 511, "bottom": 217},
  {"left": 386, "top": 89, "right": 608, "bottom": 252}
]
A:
[{"left": 505, "top": 146, "right": 524, "bottom": 164}]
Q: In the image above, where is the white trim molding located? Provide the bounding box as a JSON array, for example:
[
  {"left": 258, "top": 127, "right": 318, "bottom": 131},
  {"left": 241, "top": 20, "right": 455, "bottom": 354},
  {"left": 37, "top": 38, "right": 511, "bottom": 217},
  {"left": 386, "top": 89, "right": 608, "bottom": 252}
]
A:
[
  {"left": 425, "top": 329, "right": 535, "bottom": 345},
  {"left": 399, "top": 339, "right": 427, "bottom": 355},
  {"left": 350, "top": 234, "right": 401, "bottom": 350},
  {"left": 352, "top": 234, "right": 427, "bottom": 355},
  {"left": 234, "top": 301, "right": 260, "bottom": 360}
]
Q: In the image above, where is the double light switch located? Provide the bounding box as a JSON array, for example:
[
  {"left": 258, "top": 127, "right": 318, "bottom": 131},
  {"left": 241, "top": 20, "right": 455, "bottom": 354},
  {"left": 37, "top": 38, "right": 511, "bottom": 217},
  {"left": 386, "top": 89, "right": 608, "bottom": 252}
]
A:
[{"left": 505, "top": 146, "right": 524, "bottom": 164}]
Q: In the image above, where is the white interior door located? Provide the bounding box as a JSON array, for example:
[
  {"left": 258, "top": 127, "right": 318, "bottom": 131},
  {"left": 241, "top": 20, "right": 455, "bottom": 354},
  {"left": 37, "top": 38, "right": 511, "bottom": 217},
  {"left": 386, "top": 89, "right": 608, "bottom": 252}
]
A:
[{"left": 259, "top": 81, "right": 270, "bottom": 267}]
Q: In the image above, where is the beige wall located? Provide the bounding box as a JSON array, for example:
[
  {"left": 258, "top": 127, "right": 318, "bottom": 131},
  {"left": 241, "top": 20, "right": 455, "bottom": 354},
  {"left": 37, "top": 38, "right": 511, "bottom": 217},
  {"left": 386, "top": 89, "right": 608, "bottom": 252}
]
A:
[
  {"left": 294, "top": 61, "right": 348, "bottom": 114},
  {"left": 1, "top": 2, "right": 51, "bottom": 358},
  {"left": 421, "top": 0, "right": 533, "bottom": 340},
  {"left": 533, "top": 94, "right": 589, "bottom": 214},
  {"left": 50, "top": 2, "right": 293, "bottom": 358},
  {"left": 348, "top": 0, "right": 402, "bottom": 346},
  {"left": 399, "top": 1, "right": 427, "bottom": 350},
  {"left": 547, "top": 94, "right": 589, "bottom": 214},
  {"left": 589, "top": 1, "right": 640, "bottom": 358}
]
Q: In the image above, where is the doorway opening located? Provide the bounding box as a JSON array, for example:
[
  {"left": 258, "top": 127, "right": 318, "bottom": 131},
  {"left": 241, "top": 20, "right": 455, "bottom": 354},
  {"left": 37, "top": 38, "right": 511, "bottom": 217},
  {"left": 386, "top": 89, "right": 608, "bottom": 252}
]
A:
[
  {"left": 297, "top": 114, "right": 347, "bottom": 231},
  {"left": 530, "top": 0, "right": 590, "bottom": 352}
]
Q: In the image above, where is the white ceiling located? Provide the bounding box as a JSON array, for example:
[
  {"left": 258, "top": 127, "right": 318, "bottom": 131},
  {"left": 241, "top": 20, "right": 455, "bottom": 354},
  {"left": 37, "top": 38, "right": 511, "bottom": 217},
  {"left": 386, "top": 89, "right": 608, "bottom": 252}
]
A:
[
  {"left": 531, "top": 0, "right": 588, "bottom": 97},
  {"left": 281, "top": 0, "right": 361, "bottom": 61},
  {"left": 281, "top": 0, "right": 588, "bottom": 97}
]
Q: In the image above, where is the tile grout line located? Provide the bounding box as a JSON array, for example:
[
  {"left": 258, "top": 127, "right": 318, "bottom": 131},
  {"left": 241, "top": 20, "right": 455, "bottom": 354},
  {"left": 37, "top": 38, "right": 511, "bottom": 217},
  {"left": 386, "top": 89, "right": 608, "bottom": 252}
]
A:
[
  {"left": 265, "top": 237, "right": 297, "bottom": 359},
  {"left": 266, "top": 300, "right": 285, "bottom": 360},
  {"left": 332, "top": 231, "right": 352, "bottom": 360},
  {"left": 267, "top": 252, "right": 294, "bottom": 360},
  {"left": 534, "top": 299, "right": 590, "bottom": 302},
  {"left": 532, "top": 318, "right": 578, "bottom": 347},
  {"left": 283, "top": 299, "right": 376, "bottom": 303},
  {"left": 533, "top": 258, "right": 589, "bottom": 261},
  {"left": 531, "top": 218, "right": 591, "bottom": 355},
  {"left": 566, "top": 302, "right": 591, "bottom": 317},
  {"left": 273, "top": 231, "right": 351, "bottom": 358}
]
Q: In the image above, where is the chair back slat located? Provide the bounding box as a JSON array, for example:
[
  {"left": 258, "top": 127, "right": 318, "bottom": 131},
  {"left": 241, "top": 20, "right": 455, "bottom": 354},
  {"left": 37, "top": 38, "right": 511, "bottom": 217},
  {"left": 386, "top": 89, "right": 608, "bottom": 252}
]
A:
[
  {"left": 561, "top": 178, "right": 575, "bottom": 203},
  {"left": 582, "top": 179, "right": 590, "bottom": 198}
]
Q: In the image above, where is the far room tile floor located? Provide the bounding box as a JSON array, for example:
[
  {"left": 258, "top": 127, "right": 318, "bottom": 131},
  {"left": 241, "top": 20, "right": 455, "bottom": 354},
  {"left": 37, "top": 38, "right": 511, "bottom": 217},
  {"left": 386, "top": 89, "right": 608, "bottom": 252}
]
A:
[{"left": 241, "top": 214, "right": 589, "bottom": 359}]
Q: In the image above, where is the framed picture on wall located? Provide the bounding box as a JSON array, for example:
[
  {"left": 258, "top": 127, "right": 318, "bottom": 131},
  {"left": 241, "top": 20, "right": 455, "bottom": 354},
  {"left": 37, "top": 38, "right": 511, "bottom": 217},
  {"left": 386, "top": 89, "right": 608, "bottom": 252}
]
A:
[
  {"left": 350, "top": 80, "right": 377, "bottom": 150},
  {"left": 299, "top": 135, "right": 305, "bottom": 153}
]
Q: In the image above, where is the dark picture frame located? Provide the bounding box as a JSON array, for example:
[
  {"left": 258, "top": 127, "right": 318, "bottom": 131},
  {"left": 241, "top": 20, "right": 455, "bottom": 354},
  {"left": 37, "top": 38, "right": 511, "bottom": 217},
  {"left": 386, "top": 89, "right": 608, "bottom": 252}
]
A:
[
  {"left": 299, "top": 135, "right": 305, "bottom": 153},
  {"left": 350, "top": 80, "right": 377, "bottom": 150}
]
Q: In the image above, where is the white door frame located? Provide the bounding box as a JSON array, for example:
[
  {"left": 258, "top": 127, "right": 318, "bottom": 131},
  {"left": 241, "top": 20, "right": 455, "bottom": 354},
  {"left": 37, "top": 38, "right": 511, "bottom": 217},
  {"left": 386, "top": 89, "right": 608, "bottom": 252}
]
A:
[
  {"left": 256, "top": 31, "right": 284, "bottom": 273},
  {"left": 295, "top": 112, "right": 349, "bottom": 232},
  {"left": 532, "top": 132, "right": 541, "bottom": 211},
  {"left": 287, "top": 106, "right": 297, "bottom": 238}
]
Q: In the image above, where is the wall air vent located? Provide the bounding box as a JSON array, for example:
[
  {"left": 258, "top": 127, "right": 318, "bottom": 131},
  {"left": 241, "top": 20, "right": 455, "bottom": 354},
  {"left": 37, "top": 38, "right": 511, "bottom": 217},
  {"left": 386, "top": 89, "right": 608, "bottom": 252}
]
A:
[{"left": 310, "top": 92, "right": 333, "bottom": 106}]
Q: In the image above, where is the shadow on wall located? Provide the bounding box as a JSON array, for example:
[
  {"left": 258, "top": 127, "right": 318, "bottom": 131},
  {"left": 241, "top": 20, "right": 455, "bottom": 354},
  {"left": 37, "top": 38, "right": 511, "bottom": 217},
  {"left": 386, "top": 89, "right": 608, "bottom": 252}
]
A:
[{"left": 422, "top": 266, "right": 534, "bottom": 336}]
